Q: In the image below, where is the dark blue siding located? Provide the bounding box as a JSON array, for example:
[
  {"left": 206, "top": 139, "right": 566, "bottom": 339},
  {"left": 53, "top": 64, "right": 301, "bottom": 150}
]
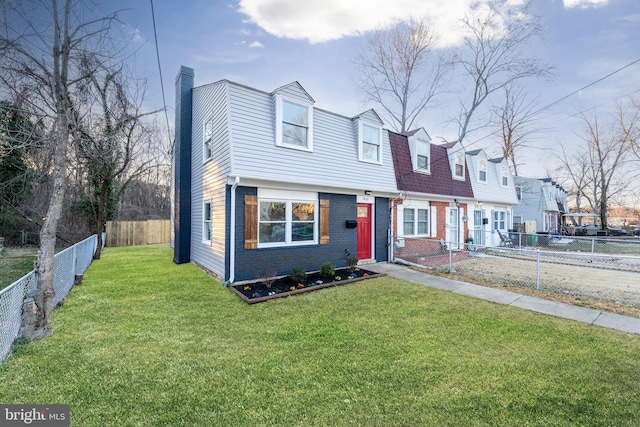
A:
[
  {"left": 173, "top": 66, "right": 194, "bottom": 264},
  {"left": 232, "top": 187, "right": 359, "bottom": 281}
]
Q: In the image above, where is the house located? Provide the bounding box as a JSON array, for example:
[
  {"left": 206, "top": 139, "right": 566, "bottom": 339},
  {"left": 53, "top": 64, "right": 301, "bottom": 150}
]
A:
[
  {"left": 388, "top": 129, "right": 475, "bottom": 258},
  {"left": 172, "top": 66, "right": 398, "bottom": 283},
  {"left": 513, "top": 177, "right": 567, "bottom": 234},
  {"left": 465, "top": 150, "right": 519, "bottom": 247}
]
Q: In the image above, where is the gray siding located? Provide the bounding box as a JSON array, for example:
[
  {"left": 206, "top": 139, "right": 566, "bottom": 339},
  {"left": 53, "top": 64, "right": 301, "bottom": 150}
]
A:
[
  {"left": 227, "top": 83, "right": 398, "bottom": 193},
  {"left": 190, "top": 82, "right": 231, "bottom": 279},
  {"left": 466, "top": 153, "right": 518, "bottom": 205}
]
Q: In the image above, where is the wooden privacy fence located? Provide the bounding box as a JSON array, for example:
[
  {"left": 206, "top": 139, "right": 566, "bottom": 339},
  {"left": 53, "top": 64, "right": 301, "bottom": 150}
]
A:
[{"left": 105, "top": 220, "right": 170, "bottom": 247}]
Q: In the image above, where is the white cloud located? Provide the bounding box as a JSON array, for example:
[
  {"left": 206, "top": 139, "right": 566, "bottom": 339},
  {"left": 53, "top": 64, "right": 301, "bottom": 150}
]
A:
[
  {"left": 249, "top": 41, "right": 264, "bottom": 48},
  {"left": 563, "top": 0, "right": 608, "bottom": 8},
  {"left": 237, "top": 0, "right": 527, "bottom": 46}
]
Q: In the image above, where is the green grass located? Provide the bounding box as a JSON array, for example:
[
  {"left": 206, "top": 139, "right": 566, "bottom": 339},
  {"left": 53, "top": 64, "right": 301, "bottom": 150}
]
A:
[
  {"left": 1, "top": 244, "right": 639, "bottom": 426},
  {"left": 0, "top": 247, "right": 38, "bottom": 288}
]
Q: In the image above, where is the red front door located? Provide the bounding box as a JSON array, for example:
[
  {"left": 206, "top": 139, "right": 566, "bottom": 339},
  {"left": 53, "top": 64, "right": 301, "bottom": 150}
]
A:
[{"left": 357, "top": 203, "right": 372, "bottom": 260}]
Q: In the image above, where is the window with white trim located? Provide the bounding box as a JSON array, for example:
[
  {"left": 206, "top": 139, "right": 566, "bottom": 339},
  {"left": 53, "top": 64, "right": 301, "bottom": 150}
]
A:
[
  {"left": 276, "top": 96, "right": 313, "bottom": 151},
  {"left": 258, "top": 194, "right": 317, "bottom": 247},
  {"left": 402, "top": 207, "right": 430, "bottom": 236},
  {"left": 415, "top": 138, "right": 430, "bottom": 172},
  {"left": 479, "top": 159, "right": 487, "bottom": 182},
  {"left": 501, "top": 164, "right": 509, "bottom": 187},
  {"left": 454, "top": 152, "right": 464, "bottom": 178},
  {"left": 359, "top": 122, "right": 382, "bottom": 163},
  {"left": 516, "top": 186, "right": 523, "bottom": 201},
  {"left": 203, "top": 117, "right": 213, "bottom": 161},
  {"left": 203, "top": 201, "right": 212, "bottom": 244},
  {"left": 493, "top": 210, "right": 506, "bottom": 231}
]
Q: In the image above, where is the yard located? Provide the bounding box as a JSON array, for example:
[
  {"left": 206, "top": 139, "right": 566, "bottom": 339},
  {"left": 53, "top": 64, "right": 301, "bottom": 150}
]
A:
[
  {"left": 1, "top": 245, "right": 639, "bottom": 426},
  {"left": 0, "top": 247, "right": 38, "bottom": 288}
]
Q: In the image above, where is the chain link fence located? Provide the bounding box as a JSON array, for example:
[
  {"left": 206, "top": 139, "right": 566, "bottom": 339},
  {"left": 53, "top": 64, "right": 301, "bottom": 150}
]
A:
[
  {"left": 392, "top": 233, "right": 640, "bottom": 308},
  {"left": 0, "top": 234, "right": 104, "bottom": 363}
]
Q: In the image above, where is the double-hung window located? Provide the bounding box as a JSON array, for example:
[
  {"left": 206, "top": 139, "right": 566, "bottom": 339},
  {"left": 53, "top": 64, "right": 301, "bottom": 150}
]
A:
[
  {"left": 203, "top": 201, "right": 212, "bottom": 244},
  {"left": 402, "top": 207, "right": 429, "bottom": 236},
  {"left": 359, "top": 122, "right": 382, "bottom": 163},
  {"left": 416, "top": 138, "right": 430, "bottom": 172},
  {"left": 454, "top": 152, "right": 464, "bottom": 178},
  {"left": 501, "top": 164, "right": 509, "bottom": 187},
  {"left": 258, "top": 190, "right": 317, "bottom": 247},
  {"left": 203, "top": 117, "right": 213, "bottom": 161},
  {"left": 479, "top": 159, "right": 487, "bottom": 182},
  {"left": 493, "top": 211, "right": 506, "bottom": 231},
  {"left": 276, "top": 96, "right": 313, "bottom": 151}
]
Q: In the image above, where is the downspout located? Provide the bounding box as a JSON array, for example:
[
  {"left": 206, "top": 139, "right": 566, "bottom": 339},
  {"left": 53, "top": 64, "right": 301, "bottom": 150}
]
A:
[{"left": 224, "top": 176, "right": 240, "bottom": 286}]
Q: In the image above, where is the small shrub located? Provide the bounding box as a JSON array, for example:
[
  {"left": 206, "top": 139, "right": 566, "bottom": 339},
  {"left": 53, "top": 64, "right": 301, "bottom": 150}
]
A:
[
  {"left": 320, "top": 262, "right": 335, "bottom": 278},
  {"left": 289, "top": 267, "right": 307, "bottom": 284},
  {"left": 345, "top": 256, "right": 358, "bottom": 274},
  {"left": 257, "top": 268, "right": 278, "bottom": 288}
]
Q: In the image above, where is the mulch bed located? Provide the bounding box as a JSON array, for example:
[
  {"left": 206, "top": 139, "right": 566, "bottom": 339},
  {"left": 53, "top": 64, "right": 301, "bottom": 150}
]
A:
[{"left": 230, "top": 267, "right": 384, "bottom": 304}]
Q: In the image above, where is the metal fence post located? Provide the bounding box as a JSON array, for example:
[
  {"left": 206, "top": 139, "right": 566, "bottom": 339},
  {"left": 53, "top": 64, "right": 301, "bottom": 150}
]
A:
[
  {"left": 536, "top": 249, "right": 541, "bottom": 290},
  {"left": 448, "top": 245, "right": 453, "bottom": 273}
]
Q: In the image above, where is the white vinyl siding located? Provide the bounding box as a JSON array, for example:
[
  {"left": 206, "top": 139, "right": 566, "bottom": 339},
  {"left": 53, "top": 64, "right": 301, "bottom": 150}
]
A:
[
  {"left": 190, "top": 82, "right": 232, "bottom": 279},
  {"left": 228, "top": 84, "right": 397, "bottom": 193}
]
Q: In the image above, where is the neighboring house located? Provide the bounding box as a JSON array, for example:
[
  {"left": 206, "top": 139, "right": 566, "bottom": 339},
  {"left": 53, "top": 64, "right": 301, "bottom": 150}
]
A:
[
  {"left": 465, "top": 150, "right": 519, "bottom": 247},
  {"left": 388, "top": 129, "right": 475, "bottom": 255},
  {"left": 513, "top": 177, "right": 568, "bottom": 234},
  {"left": 172, "top": 66, "right": 398, "bottom": 283}
]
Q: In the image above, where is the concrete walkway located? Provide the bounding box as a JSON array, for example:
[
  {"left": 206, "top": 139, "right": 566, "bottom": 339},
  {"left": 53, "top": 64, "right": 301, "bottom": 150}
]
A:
[{"left": 367, "top": 262, "right": 640, "bottom": 336}]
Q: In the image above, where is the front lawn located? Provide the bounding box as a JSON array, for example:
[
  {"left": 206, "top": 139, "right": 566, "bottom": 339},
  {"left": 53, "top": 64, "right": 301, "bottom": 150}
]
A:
[
  {"left": 0, "top": 247, "right": 38, "bottom": 289},
  {"left": 1, "top": 244, "right": 639, "bottom": 426}
]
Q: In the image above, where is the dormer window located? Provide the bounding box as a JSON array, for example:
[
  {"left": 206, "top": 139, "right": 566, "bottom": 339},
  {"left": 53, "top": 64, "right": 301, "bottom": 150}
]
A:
[
  {"left": 203, "top": 116, "right": 213, "bottom": 162},
  {"left": 454, "top": 152, "right": 464, "bottom": 179},
  {"left": 276, "top": 96, "right": 313, "bottom": 151},
  {"left": 501, "top": 164, "right": 509, "bottom": 187},
  {"left": 415, "top": 138, "right": 430, "bottom": 172},
  {"left": 479, "top": 159, "right": 487, "bottom": 182},
  {"left": 359, "top": 122, "right": 382, "bottom": 164}
]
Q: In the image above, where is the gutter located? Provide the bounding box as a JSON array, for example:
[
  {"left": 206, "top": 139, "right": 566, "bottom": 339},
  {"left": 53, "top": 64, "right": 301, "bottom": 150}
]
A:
[{"left": 224, "top": 176, "right": 240, "bottom": 286}]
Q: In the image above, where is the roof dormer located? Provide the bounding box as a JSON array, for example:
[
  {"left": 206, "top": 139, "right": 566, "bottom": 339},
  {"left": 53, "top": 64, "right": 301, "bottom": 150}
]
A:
[
  {"left": 353, "top": 109, "right": 384, "bottom": 165},
  {"left": 272, "top": 82, "right": 315, "bottom": 152},
  {"left": 407, "top": 128, "right": 431, "bottom": 174}
]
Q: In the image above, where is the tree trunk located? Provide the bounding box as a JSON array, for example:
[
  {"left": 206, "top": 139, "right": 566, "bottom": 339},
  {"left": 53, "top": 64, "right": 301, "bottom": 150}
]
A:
[
  {"left": 20, "top": 111, "right": 69, "bottom": 340},
  {"left": 93, "top": 182, "right": 107, "bottom": 260}
]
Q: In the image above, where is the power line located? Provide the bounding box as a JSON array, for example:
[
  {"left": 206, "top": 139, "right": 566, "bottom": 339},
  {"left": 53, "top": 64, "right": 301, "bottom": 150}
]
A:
[{"left": 150, "top": 0, "right": 173, "bottom": 153}]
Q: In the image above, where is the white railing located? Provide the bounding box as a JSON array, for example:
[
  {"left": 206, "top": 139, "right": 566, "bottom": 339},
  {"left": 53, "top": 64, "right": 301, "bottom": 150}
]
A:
[{"left": 0, "top": 234, "right": 104, "bottom": 363}]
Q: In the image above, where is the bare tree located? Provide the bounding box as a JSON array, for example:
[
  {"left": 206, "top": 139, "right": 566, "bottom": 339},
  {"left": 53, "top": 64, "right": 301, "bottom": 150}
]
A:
[
  {"left": 560, "top": 112, "right": 637, "bottom": 230},
  {"left": 73, "top": 61, "right": 160, "bottom": 259},
  {"left": 494, "top": 84, "right": 541, "bottom": 176},
  {"left": 0, "top": 0, "right": 118, "bottom": 339},
  {"left": 556, "top": 146, "right": 592, "bottom": 225},
  {"left": 353, "top": 16, "right": 450, "bottom": 133},
  {"left": 455, "top": 0, "right": 552, "bottom": 145}
]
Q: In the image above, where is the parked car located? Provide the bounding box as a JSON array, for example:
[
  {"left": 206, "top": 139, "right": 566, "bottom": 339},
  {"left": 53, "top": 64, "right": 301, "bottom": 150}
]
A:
[
  {"left": 633, "top": 228, "right": 640, "bottom": 237},
  {"left": 607, "top": 227, "right": 628, "bottom": 236}
]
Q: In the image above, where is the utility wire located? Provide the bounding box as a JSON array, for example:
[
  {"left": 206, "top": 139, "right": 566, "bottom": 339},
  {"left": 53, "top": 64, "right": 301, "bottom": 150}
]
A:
[{"left": 150, "top": 0, "right": 173, "bottom": 154}]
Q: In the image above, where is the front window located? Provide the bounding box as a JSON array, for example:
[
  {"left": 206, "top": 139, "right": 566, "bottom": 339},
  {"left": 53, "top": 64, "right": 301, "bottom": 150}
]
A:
[
  {"left": 259, "top": 198, "right": 317, "bottom": 247},
  {"left": 454, "top": 152, "right": 464, "bottom": 178},
  {"left": 402, "top": 207, "right": 429, "bottom": 236},
  {"left": 479, "top": 159, "right": 487, "bottom": 182},
  {"left": 360, "top": 122, "right": 382, "bottom": 163},
  {"left": 203, "top": 201, "right": 212, "bottom": 244},
  {"left": 276, "top": 96, "right": 313, "bottom": 151},
  {"left": 493, "top": 211, "right": 506, "bottom": 231},
  {"left": 203, "top": 117, "right": 213, "bottom": 161}
]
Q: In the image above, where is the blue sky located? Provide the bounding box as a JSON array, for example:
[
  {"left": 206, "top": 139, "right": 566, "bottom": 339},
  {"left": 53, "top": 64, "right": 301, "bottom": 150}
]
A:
[{"left": 114, "top": 0, "right": 640, "bottom": 178}]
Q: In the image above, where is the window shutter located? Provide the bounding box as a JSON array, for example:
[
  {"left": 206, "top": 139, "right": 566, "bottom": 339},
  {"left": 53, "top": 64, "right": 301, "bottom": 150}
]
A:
[
  {"left": 320, "top": 199, "right": 330, "bottom": 244},
  {"left": 431, "top": 206, "right": 437, "bottom": 237},
  {"left": 244, "top": 195, "right": 258, "bottom": 249}
]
